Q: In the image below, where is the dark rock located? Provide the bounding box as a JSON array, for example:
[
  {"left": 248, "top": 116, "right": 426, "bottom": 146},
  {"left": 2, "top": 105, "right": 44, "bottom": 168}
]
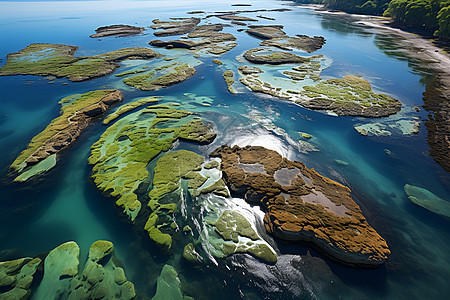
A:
[{"left": 90, "top": 24, "right": 145, "bottom": 38}]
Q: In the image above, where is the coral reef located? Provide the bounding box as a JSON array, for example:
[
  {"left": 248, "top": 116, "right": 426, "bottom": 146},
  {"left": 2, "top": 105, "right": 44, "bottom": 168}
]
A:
[
  {"left": 11, "top": 89, "right": 123, "bottom": 182},
  {"left": 0, "top": 43, "right": 156, "bottom": 81},
  {"left": 210, "top": 145, "right": 391, "bottom": 267}
]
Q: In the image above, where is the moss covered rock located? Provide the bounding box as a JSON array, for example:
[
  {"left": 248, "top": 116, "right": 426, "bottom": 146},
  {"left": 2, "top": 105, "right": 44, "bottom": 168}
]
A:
[
  {"left": 0, "top": 43, "right": 156, "bottom": 81},
  {"left": 11, "top": 89, "right": 123, "bottom": 182}
]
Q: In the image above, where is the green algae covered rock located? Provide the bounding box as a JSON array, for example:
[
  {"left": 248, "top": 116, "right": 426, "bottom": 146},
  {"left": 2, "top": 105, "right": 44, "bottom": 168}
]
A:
[
  {"left": 89, "top": 102, "right": 220, "bottom": 251},
  {"left": 0, "top": 257, "right": 41, "bottom": 300},
  {"left": 89, "top": 104, "right": 215, "bottom": 221},
  {"left": 11, "top": 89, "right": 123, "bottom": 182},
  {"left": 67, "top": 240, "right": 136, "bottom": 300},
  {"left": 213, "top": 210, "right": 277, "bottom": 263},
  {"left": 123, "top": 64, "right": 195, "bottom": 91},
  {"left": 243, "top": 48, "right": 314, "bottom": 65},
  {"left": 0, "top": 43, "right": 156, "bottom": 82},
  {"left": 222, "top": 71, "right": 237, "bottom": 94},
  {"left": 299, "top": 75, "right": 402, "bottom": 117},
  {"left": 183, "top": 243, "right": 202, "bottom": 263},
  {"left": 33, "top": 241, "right": 80, "bottom": 300},
  {"left": 215, "top": 210, "right": 259, "bottom": 242},
  {"left": 103, "top": 96, "right": 159, "bottom": 125},
  {"left": 404, "top": 184, "right": 450, "bottom": 218}
]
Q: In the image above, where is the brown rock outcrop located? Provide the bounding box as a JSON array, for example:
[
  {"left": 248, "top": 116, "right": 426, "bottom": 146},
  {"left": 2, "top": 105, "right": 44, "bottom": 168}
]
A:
[
  {"left": 210, "top": 145, "right": 390, "bottom": 267},
  {"left": 90, "top": 24, "right": 145, "bottom": 38},
  {"left": 151, "top": 18, "right": 200, "bottom": 36}
]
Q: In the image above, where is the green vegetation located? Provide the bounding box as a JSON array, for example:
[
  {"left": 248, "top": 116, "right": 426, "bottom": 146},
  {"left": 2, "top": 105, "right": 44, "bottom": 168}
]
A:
[
  {"left": 0, "top": 43, "right": 156, "bottom": 81},
  {"left": 12, "top": 90, "right": 120, "bottom": 173},
  {"left": 294, "top": 0, "right": 450, "bottom": 38},
  {"left": 222, "top": 71, "right": 237, "bottom": 94},
  {"left": 123, "top": 64, "right": 196, "bottom": 91},
  {"left": 103, "top": 97, "right": 159, "bottom": 125}
]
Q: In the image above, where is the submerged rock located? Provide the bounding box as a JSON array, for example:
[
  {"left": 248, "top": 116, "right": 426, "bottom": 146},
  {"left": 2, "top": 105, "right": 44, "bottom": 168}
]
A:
[
  {"left": 210, "top": 145, "right": 391, "bottom": 267},
  {"left": 152, "top": 265, "right": 187, "bottom": 300},
  {"left": 404, "top": 184, "right": 450, "bottom": 218},
  {"left": 0, "top": 257, "right": 41, "bottom": 300},
  {"left": 90, "top": 24, "right": 145, "bottom": 38},
  {"left": 33, "top": 241, "right": 80, "bottom": 299},
  {"left": 11, "top": 89, "right": 123, "bottom": 182},
  {"left": 0, "top": 43, "right": 156, "bottom": 82}
]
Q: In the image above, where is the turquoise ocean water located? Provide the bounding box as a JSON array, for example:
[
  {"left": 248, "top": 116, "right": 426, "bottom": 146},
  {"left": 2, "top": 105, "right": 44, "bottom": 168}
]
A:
[{"left": 0, "top": 0, "right": 449, "bottom": 299}]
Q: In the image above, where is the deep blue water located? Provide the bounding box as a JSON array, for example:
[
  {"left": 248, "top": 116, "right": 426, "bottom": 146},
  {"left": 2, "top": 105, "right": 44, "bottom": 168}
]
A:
[{"left": 0, "top": 1, "right": 449, "bottom": 299}]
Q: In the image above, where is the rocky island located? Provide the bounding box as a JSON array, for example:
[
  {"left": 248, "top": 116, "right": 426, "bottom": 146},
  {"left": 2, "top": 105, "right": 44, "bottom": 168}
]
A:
[
  {"left": 0, "top": 43, "right": 156, "bottom": 81},
  {"left": 210, "top": 145, "right": 391, "bottom": 267},
  {"left": 90, "top": 24, "right": 145, "bottom": 38},
  {"left": 10, "top": 89, "right": 123, "bottom": 182}
]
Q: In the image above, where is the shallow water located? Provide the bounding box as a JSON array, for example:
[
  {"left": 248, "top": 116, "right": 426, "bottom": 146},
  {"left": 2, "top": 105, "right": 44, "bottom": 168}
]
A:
[{"left": 0, "top": 0, "right": 449, "bottom": 299}]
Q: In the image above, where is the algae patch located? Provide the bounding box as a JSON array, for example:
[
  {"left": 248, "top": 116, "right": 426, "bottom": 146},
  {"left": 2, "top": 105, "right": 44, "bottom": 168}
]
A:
[{"left": 0, "top": 43, "right": 156, "bottom": 81}]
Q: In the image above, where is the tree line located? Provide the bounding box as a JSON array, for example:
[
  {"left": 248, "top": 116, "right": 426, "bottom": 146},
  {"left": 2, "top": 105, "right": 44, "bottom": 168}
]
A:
[{"left": 294, "top": 0, "right": 450, "bottom": 38}]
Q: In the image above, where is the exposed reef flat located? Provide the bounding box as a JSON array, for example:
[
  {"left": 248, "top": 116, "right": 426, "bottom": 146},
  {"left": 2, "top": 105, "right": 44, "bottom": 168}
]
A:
[
  {"left": 213, "top": 210, "right": 277, "bottom": 263},
  {"left": 0, "top": 241, "right": 135, "bottom": 300},
  {"left": 89, "top": 103, "right": 227, "bottom": 252},
  {"left": 245, "top": 25, "right": 325, "bottom": 53},
  {"left": 239, "top": 60, "right": 402, "bottom": 117},
  {"left": 89, "top": 104, "right": 215, "bottom": 221},
  {"left": 404, "top": 184, "right": 450, "bottom": 218},
  {"left": 260, "top": 35, "right": 326, "bottom": 53},
  {"left": 103, "top": 96, "right": 159, "bottom": 125},
  {"left": 90, "top": 24, "right": 145, "bottom": 38},
  {"left": 210, "top": 145, "right": 390, "bottom": 266},
  {"left": 11, "top": 89, "right": 123, "bottom": 182},
  {"left": 151, "top": 18, "right": 200, "bottom": 36},
  {"left": 123, "top": 64, "right": 196, "bottom": 91},
  {"left": 354, "top": 119, "right": 420, "bottom": 136},
  {"left": 0, "top": 43, "right": 156, "bottom": 81},
  {"left": 149, "top": 23, "right": 237, "bottom": 55},
  {"left": 298, "top": 75, "right": 401, "bottom": 117},
  {"left": 216, "top": 14, "right": 258, "bottom": 22},
  {"left": 243, "top": 48, "right": 314, "bottom": 65},
  {"left": 246, "top": 25, "right": 286, "bottom": 39},
  {"left": 222, "top": 71, "right": 237, "bottom": 94}
]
